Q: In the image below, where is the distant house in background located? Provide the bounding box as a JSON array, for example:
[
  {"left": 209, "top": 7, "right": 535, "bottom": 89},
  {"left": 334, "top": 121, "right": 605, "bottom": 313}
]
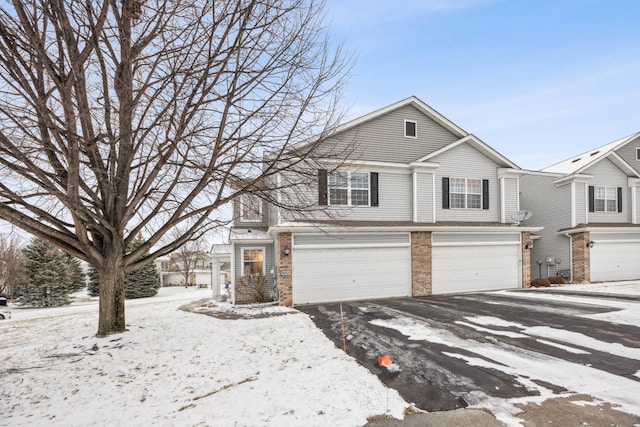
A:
[
  {"left": 229, "top": 96, "right": 541, "bottom": 305},
  {"left": 521, "top": 132, "right": 640, "bottom": 282},
  {"left": 156, "top": 244, "right": 230, "bottom": 292}
]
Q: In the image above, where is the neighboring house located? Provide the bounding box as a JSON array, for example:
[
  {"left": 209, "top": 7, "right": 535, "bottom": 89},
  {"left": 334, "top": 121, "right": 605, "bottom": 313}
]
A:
[
  {"left": 521, "top": 132, "right": 640, "bottom": 282},
  {"left": 229, "top": 96, "right": 541, "bottom": 305},
  {"left": 156, "top": 245, "right": 231, "bottom": 291}
]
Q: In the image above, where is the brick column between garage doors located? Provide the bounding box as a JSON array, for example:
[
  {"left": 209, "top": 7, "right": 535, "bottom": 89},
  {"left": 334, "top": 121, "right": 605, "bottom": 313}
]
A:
[
  {"left": 411, "top": 231, "right": 432, "bottom": 296},
  {"left": 277, "top": 232, "right": 293, "bottom": 306},
  {"left": 571, "top": 231, "right": 591, "bottom": 283}
]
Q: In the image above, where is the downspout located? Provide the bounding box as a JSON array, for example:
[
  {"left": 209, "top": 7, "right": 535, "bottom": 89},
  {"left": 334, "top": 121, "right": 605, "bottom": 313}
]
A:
[
  {"left": 230, "top": 243, "right": 236, "bottom": 304},
  {"left": 563, "top": 233, "right": 573, "bottom": 282}
]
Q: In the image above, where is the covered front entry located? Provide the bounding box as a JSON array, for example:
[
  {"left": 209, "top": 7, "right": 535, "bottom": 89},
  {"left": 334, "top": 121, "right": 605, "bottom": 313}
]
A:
[
  {"left": 431, "top": 232, "right": 521, "bottom": 294},
  {"left": 590, "top": 232, "right": 640, "bottom": 281},
  {"left": 291, "top": 233, "right": 411, "bottom": 304}
]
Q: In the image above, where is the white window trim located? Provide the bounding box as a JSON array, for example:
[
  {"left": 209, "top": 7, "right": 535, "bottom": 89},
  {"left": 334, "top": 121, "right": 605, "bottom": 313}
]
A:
[
  {"left": 594, "top": 185, "right": 617, "bottom": 212},
  {"left": 404, "top": 120, "right": 417, "bottom": 139},
  {"left": 328, "top": 171, "right": 370, "bottom": 207},
  {"left": 450, "top": 177, "right": 482, "bottom": 210},
  {"left": 240, "top": 246, "right": 266, "bottom": 276},
  {"left": 239, "top": 194, "right": 262, "bottom": 222}
]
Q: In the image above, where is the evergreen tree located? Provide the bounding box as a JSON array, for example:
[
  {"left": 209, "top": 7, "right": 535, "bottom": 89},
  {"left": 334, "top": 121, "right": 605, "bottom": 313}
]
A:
[
  {"left": 16, "top": 239, "right": 71, "bottom": 307},
  {"left": 67, "top": 257, "right": 87, "bottom": 292},
  {"left": 86, "top": 234, "right": 160, "bottom": 299},
  {"left": 125, "top": 234, "right": 160, "bottom": 299},
  {"left": 87, "top": 265, "right": 99, "bottom": 297}
]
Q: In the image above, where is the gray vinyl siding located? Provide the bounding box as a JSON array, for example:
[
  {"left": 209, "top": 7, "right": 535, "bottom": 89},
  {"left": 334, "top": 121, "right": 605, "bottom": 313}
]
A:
[
  {"left": 584, "top": 159, "right": 628, "bottom": 223},
  {"left": 520, "top": 173, "right": 572, "bottom": 279},
  {"left": 614, "top": 142, "right": 640, "bottom": 175},
  {"left": 283, "top": 169, "right": 413, "bottom": 222},
  {"left": 318, "top": 105, "right": 460, "bottom": 163},
  {"left": 415, "top": 172, "right": 434, "bottom": 222},
  {"left": 433, "top": 143, "right": 500, "bottom": 222},
  {"left": 503, "top": 177, "right": 519, "bottom": 223},
  {"left": 234, "top": 243, "right": 275, "bottom": 287},
  {"left": 232, "top": 197, "right": 269, "bottom": 228},
  {"left": 575, "top": 181, "right": 587, "bottom": 225}
]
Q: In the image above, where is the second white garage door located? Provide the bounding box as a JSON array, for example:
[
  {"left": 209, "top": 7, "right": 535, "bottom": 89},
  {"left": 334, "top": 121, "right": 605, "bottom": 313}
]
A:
[
  {"left": 590, "top": 232, "right": 640, "bottom": 282},
  {"left": 292, "top": 233, "right": 411, "bottom": 304},
  {"left": 432, "top": 232, "right": 521, "bottom": 294}
]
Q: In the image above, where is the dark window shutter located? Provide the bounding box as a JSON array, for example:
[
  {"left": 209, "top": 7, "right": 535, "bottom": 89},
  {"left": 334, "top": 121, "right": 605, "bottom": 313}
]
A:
[
  {"left": 618, "top": 187, "right": 623, "bottom": 212},
  {"left": 588, "top": 186, "right": 594, "bottom": 212},
  {"left": 370, "top": 172, "right": 379, "bottom": 207},
  {"left": 442, "top": 177, "right": 450, "bottom": 209},
  {"left": 318, "top": 169, "right": 328, "bottom": 206},
  {"left": 482, "top": 179, "right": 490, "bottom": 210}
]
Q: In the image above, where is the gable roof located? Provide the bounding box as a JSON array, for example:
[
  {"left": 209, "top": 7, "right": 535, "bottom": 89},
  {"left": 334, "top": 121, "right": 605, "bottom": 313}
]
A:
[
  {"left": 542, "top": 131, "right": 640, "bottom": 175},
  {"left": 329, "top": 96, "right": 469, "bottom": 139},
  {"left": 416, "top": 134, "right": 519, "bottom": 169}
]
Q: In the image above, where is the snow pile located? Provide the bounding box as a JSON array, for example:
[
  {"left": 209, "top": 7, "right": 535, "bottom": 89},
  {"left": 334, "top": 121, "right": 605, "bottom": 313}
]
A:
[{"left": 1, "top": 291, "right": 408, "bottom": 426}]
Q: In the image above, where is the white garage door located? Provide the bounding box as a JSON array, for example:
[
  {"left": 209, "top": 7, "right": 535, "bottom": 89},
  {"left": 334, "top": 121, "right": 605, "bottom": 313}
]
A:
[
  {"left": 432, "top": 232, "right": 521, "bottom": 294},
  {"left": 292, "top": 233, "right": 411, "bottom": 304},
  {"left": 590, "top": 233, "right": 640, "bottom": 281}
]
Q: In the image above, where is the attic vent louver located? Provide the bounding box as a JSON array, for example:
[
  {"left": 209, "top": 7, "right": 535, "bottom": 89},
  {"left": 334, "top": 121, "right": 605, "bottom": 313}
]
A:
[
  {"left": 590, "top": 151, "right": 599, "bottom": 156},
  {"left": 571, "top": 158, "right": 581, "bottom": 163}
]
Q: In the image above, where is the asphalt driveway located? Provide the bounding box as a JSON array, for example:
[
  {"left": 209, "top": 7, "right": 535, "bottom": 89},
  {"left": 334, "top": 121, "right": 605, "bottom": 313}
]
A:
[{"left": 298, "top": 288, "right": 640, "bottom": 422}]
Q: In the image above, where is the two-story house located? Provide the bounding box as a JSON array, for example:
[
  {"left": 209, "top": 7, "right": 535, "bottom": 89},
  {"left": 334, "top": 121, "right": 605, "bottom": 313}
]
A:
[
  {"left": 230, "top": 96, "right": 541, "bottom": 305},
  {"left": 521, "top": 132, "right": 640, "bottom": 283}
]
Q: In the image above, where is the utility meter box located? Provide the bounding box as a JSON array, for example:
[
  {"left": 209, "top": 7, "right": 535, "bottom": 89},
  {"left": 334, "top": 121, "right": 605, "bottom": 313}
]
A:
[{"left": 545, "top": 257, "right": 555, "bottom": 266}]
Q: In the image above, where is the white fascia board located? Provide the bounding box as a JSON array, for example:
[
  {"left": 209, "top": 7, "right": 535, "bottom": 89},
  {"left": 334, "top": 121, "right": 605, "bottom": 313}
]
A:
[
  {"left": 553, "top": 173, "right": 593, "bottom": 187},
  {"left": 416, "top": 134, "right": 519, "bottom": 169},
  {"left": 608, "top": 152, "right": 640, "bottom": 177},
  {"left": 498, "top": 168, "right": 527, "bottom": 179},
  {"left": 409, "top": 162, "right": 440, "bottom": 172},
  {"left": 558, "top": 225, "right": 640, "bottom": 235},
  {"left": 269, "top": 224, "right": 543, "bottom": 234},
  {"left": 321, "top": 158, "right": 412, "bottom": 173}
]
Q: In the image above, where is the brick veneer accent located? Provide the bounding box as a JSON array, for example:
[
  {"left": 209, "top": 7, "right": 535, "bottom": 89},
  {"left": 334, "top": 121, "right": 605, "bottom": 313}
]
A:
[
  {"left": 571, "top": 231, "right": 590, "bottom": 283},
  {"left": 411, "top": 231, "right": 432, "bottom": 296},
  {"left": 521, "top": 231, "right": 531, "bottom": 288},
  {"left": 277, "top": 232, "right": 293, "bottom": 306}
]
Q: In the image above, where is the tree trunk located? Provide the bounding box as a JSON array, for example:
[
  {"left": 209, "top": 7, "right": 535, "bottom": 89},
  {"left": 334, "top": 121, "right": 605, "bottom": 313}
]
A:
[{"left": 97, "top": 252, "right": 126, "bottom": 337}]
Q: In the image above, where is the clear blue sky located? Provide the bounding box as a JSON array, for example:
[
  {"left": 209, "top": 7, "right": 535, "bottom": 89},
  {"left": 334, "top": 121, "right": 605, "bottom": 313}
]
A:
[{"left": 325, "top": 0, "right": 640, "bottom": 170}]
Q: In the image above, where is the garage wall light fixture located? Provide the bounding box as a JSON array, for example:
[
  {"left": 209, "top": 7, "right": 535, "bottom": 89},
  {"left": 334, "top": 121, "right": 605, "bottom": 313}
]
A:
[
  {"left": 525, "top": 241, "right": 534, "bottom": 250},
  {"left": 586, "top": 240, "right": 595, "bottom": 248},
  {"left": 283, "top": 245, "right": 290, "bottom": 256}
]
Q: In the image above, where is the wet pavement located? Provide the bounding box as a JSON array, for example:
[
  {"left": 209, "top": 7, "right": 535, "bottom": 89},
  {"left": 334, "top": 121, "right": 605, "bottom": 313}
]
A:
[{"left": 298, "top": 289, "right": 640, "bottom": 418}]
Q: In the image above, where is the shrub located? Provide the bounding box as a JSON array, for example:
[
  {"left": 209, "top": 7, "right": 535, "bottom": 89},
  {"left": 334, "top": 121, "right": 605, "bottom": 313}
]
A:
[
  {"left": 547, "top": 275, "right": 568, "bottom": 285},
  {"left": 530, "top": 278, "right": 551, "bottom": 288},
  {"left": 236, "top": 274, "right": 271, "bottom": 304}
]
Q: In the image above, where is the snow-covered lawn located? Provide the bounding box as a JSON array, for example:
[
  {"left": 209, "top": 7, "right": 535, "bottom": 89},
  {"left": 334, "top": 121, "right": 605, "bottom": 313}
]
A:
[
  {"left": 1, "top": 288, "right": 408, "bottom": 427},
  {"left": 2, "top": 281, "right": 639, "bottom": 427}
]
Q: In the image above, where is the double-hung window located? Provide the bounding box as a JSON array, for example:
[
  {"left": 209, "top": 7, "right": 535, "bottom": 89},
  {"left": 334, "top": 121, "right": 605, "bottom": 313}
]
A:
[
  {"left": 594, "top": 186, "right": 617, "bottom": 212},
  {"left": 450, "top": 178, "right": 482, "bottom": 209},
  {"left": 242, "top": 248, "right": 265, "bottom": 276},
  {"left": 328, "top": 172, "right": 369, "bottom": 206},
  {"left": 240, "top": 194, "right": 262, "bottom": 222}
]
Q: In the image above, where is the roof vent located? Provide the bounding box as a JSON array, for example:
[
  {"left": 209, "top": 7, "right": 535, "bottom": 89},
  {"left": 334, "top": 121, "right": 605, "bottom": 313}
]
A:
[
  {"left": 590, "top": 151, "right": 600, "bottom": 156},
  {"left": 571, "top": 158, "right": 581, "bottom": 163}
]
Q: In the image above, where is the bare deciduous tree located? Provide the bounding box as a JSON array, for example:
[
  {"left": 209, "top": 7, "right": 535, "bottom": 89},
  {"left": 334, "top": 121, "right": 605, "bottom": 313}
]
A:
[
  {"left": 167, "top": 232, "right": 207, "bottom": 286},
  {"left": 0, "top": 233, "right": 26, "bottom": 297},
  {"left": 0, "top": 0, "right": 350, "bottom": 336}
]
